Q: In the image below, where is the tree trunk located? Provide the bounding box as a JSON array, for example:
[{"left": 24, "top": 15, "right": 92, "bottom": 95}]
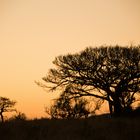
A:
[
  {"left": 108, "top": 101, "right": 113, "bottom": 116},
  {"left": 113, "top": 95, "right": 122, "bottom": 116},
  {"left": 0, "top": 113, "right": 4, "bottom": 123}
]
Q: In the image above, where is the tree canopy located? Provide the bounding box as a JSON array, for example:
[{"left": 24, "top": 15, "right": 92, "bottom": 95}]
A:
[
  {"left": 38, "top": 46, "right": 140, "bottom": 116},
  {"left": 0, "top": 97, "right": 16, "bottom": 122}
]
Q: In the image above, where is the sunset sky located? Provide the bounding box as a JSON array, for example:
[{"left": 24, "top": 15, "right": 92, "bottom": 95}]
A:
[{"left": 0, "top": 0, "right": 140, "bottom": 118}]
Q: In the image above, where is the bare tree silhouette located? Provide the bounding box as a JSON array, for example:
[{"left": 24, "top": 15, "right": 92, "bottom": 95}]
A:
[
  {"left": 45, "top": 92, "right": 101, "bottom": 119},
  {"left": 0, "top": 97, "right": 16, "bottom": 122},
  {"left": 13, "top": 111, "right": 27, "bottom": 121},
  {"left": 37, "top": 46, "right": 140, "bottom": 116}
]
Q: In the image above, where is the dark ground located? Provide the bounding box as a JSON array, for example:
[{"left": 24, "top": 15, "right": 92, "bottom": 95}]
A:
[{"left": 0, "top": 114, "right": 140, "bottom": 140}]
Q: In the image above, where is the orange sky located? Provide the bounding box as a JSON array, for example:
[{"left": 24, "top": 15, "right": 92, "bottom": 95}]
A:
[{"left": 0, "top": 0, "right": 140, "bottom": 118}]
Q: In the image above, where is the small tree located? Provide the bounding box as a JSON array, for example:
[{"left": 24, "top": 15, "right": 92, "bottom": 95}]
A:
[
  {"left": 45, "top": 92, "right": 102, "bottom": 119},
  {"left": 37, "top": 46, "right": 140, "bottom": 116},
  {"left": 12, "top": 111, "right": 27, "bottom": 121},
  {"left": 0, "top": 97, "right": 16, "bottom": 122}
]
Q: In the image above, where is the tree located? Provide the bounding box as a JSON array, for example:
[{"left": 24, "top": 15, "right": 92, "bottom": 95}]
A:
[
  {"left": 45, "top": 92, "right": 101, "bottom": 119},
  {"left": 0, "top": 97, "right": 16, "bottom": 122},
  {"left": 37, "top": 46, "right": 140, "bottom": 116}
]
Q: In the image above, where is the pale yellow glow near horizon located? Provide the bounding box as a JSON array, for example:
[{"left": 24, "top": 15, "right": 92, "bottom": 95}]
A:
[{"left": 0, "top": 0, "right": 140, "bottom": 118}]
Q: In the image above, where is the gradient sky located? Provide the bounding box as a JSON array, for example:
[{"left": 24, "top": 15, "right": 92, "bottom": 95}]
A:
[{"left": 0, "top": 0, "right": 140, "bottom": 118}]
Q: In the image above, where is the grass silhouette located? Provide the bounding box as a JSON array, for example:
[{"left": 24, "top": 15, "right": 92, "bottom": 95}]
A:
[{"left": 0, "top": 114, "right": 140, "bottom": 140}]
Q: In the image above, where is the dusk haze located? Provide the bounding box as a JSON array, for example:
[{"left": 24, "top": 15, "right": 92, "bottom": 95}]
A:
[{"left": 0, "top": 0, "right": 140, "bottom": 118}]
